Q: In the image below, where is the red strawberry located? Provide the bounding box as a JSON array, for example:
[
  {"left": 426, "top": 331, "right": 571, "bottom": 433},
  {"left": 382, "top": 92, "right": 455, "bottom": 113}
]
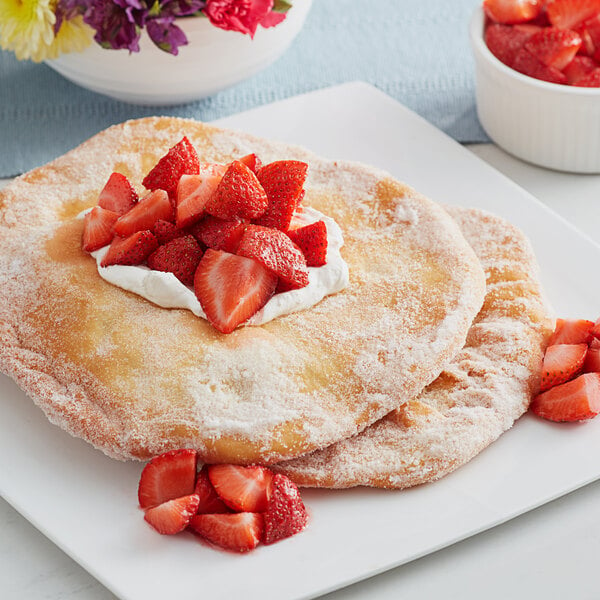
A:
[
  {"left": 583, "top": 348, "right": 600, "bottom": 373},
  {"left": 191, "top": 215, "right": 247, "bottom": 253},
  {"left": 144, "top": 494, "right": 200, "bottom": 535},
  {"left": 263, "top": 473, "right": 308, "bottom": 545},
  {"left": 483, "top": 0, "right": 543, "bottom": 24},
  {"left": 590, "top": 318, "right": 600, "bottom": 340},
  {"left": 512, "top": 47, "right": 568, "bottom": 83},
  {"left": 255, "top": 160, "right": 308, "bottom": 231},
  {"left": 194, "top": 467, "right": 230, "bottom": 514},
  {"left": 142, "top": 136, "right": 200, "bottom": 198},
  {"left": 138, "top": 448, "right": 197, "bottom": 509},
  {"left": 97, "top": 172, "right": 138, "bottom": 215},
  {"left": 147, "top": 235, "right": 203, "bottom": 286},
  {"left": 547, "top": 0, "right": 600, "bottom": 30},
  {"left": 531, "top": 372, "right": 600, "bottom": 421},
  {"left": 194, "top": 249, "right": 278, "bottom": 334},
  {"left": 524, "top": 27, "right": 582, "bottom": 69},
  {"left": 100, "top": 230, "right": 158, "bottom": 267},
  {"left": 204, "top": 160, "right": 268, "bottom": 220},
  {"left": 175, "top": 165, "right": 226, "bottom": 229},
  {"left": 237, "top": 153, "right": 262, "bottom": 173},
  {"left": 208, "top": 464, "right": 273, "bottom": 512},
  {"left": 189, "top": 512, "right": 263, "bottom": 553},
  {"left": 574, "top": 67, "right": 600, "bottom": 86},
  {"left": 113, "top": 189, "right": 174, "bottom": 237},
  {"left": 540, "top": 343, "right": 587, "bottom": 391},
  {"left": 82, "top": 206, "right": 119, "bottom": 252},
  {"left": 485, "top": 23, "right": 541, "bottom": 66},
  {"left": 548, "top": 318, "right": 594, "bottom": 344},
  {"left": 591, "top": 337, "right": 600, "bottom": 349},
  {"left": 287, "top": 220, "right": 328, "bottom": 267},
  {"left": 237, "top": 225, "right": 309, "bottom": 289},
  {"left": 153, "top": 219, "right": 186, "bottom": 245},
  {"left": 563, "top": 55, "right": 597, "bottom": 84}
]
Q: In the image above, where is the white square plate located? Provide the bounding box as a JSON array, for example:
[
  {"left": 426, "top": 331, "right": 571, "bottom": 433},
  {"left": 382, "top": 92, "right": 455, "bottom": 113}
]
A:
[{"left": 2, "top": 82, "right": 600, "bottom": 600}]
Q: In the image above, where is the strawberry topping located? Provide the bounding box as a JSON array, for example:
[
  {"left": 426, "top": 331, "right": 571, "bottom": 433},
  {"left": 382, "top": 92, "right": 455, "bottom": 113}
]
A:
[
  {"left": 100, "top": 230, "right": 158, "bottom": 267},
  {"left": 97, "top": 172, "right": 138, "bottom": 215},
  {"left": 113, "top": 189, "right": 174, "bottom": 237},
  {"left": 512, "top": 47, "right": 568, "bottom": 83},
  {"left": 208, "top": 464, "right": 274, "bottom": 513},
  {"left": 191, "top": 215, "right": 247, "bottom": 253},
  {"left": 194, "top": 467, "right": 231, "bottom": 514},
  {"left": 147, "top": 235, "right": 203, "bottom": 286},
  {"left": 189, "top": 512, "right": 264, "bottom": 553},
  {"left": 153, "top": 219, "right": 186, "bottom": 245},
  {"left": 483, "top": 0, "right": 543, "bottom": 24},
  {"left": 144, "top": 494, "right": 200, "bottom": 535},
  {"left": 485, "top": 23, "right": 541, "bottom": 66},
  {"left": 263, "top": 474, "right": 308, "bottom": 545},
  {"left": 175, "top": 165, "right": 226, "bottom": 229},
  {"left": 540, "top": 343, "right": 587, "bottom": 391},
  {"left": 82, "top": 206, "right": 119, "bottom": 252},
  {"left": 524, "top": 27, "right": 582, "bottom": 69},
  {"left": 287, "top": 220, "right": 328, "bottom": 267},
  {"left": 549, "top": 318, "right": 595, "bottom": 345},
  {"left": 237, "top": 153, "right": 262, "bottom": 173},
  {"left": 547, "top": 0, "right": 600, "bottom": 30}
]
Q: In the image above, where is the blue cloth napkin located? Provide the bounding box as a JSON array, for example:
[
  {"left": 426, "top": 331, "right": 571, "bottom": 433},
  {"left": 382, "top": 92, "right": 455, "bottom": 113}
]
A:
[{"left": 0, "top": 0, "right": 487, "bottom": 178}]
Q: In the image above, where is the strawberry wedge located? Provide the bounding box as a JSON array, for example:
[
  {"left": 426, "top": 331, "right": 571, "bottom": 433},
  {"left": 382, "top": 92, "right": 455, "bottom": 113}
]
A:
[
  {"left": 113, "top": 189, "right": 173, "bottom": 237},
  {"left": 97, "top": 172, "right": 138, "bottom": 215},
  {"left": 189, "top": 512, "right": 264, "bottom": 553},
  {"left": 82, "top": 206, "right": 119, "bottom": 252},
  {"left": 540, "top": 343, "right": 587, "bottom": 392},
  {"left": 208, "top": 464, "right": 273, "bottom": 512},
  {"left": 176, "top": 165, "right": 226, "bottom": 229}
]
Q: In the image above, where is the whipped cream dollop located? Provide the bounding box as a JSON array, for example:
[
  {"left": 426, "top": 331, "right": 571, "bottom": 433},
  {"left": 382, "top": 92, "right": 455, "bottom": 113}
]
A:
[{"left": 89, "top": 207, "right": 349, "bottom": 327}]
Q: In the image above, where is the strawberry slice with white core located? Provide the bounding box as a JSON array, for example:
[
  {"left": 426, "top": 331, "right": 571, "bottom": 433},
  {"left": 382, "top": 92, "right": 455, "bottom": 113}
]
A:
[
  {"left": 483, "top": 0, "right": 543, "bottom": 25},
  {"left": 175, "top": 165, "right": 226, "bottom": 229},
  {"left": 540, "top": 343, "right": 587, "bottom": 392},
  {"left": 100, "top": 230, "right": 158, "bottom": 267},
  {"left": 208, "top": 464, "right": 273, "bottom": 512},
  {"left": 82, "top": 206, "right": 119, "bottom": 252},
  {"left": 563, "top": 56, "right": 597, "bottom": 84},
  {"left": 113, "top": 189, "right": 174, "bottom": 237},
  {"left": 524, "top": 27, "right": 582, "bottom": 70},
  {"left": 531, "top": 372, "right": 600, "bottom": 422},
  {"left": 144, "top": 494, "right": 200, "bottom": 535},
  {"left": 97, "top": 172, "right": 138, "bottom": 215},
  {"left": 194, "top": 467, "right": 231, "bottom": 514},
  {"left": 189, "top": 512, "right": 263, "bottom": 553},
  {"left": 583, "top": 348, "right": 600, "bottom": 373},
  {"left": 138, "top": 448, "right": 197, "bottom": 509},
  {"left": 547, "top": 0, "right": 600, "bottom": 30},
  {"left": 193, "top": 249, "right": 277, "bottom": 334},
  {"left": 548, "top": 318, "right": 594, "bottom": 345},
  {"left": 262, "top": 473, "right": 308, "bottom": 545}
]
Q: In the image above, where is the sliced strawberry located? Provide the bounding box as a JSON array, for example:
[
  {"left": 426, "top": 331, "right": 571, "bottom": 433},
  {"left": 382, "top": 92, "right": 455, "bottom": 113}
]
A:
[
  {"left": 548, "top": 318, "right": 594, "bottom": 345},
  {"left": 153, "top": 219, "right": 186, "bottom": 245},
  {"left": 563, "top": 55, "right": 597, "bottom": 83},
  {"left": 113, "top": 189, "right": 174, "bottom": 237},
  {"left": 531, "top": 372, "right": 600, "bottom": 421},
  {"left": 142, "top": 136, "right": 200, "bottom": 198},
  {"left": 189, "top": 512, "right": 263, "bottom": 553},
  {"left": 287, "top": 220, "right": 328, "bottom": 267},
  {"left": 540, "top": 343, "right": 587, "bottom": 391},
  {"left": 547, "top": 0, "right": 600, "bottom": 30},
  {"left": 144, "top": 494, "right": 200, "bottom": 535},
  {"left": 194, "top": 467, "right": 231, "bottom": 514},
  {"left": 208, "top": 464, "right": 273, "bottom": 512},
  {"left": 138, "top": 448, "right": 197, "bottom": 509},
  {"left": 581, "top": 14, "right": 600, "bottom": 55},
  {"left": 255, "top": 160, "right": 308, "bottom": 231},
  {"left": 262, "top": 474, "right": 308, "bottom": 545},
  {"left": 512, "top": 47, "right": 568, "bottom": 83},
  {"left": 204, "top": 160, "right": 268, "bottom": 220},
  {"left": 524, "top": 27, "right": 582, "bottom": 69},
  {"left": 97, "top": 172, "right": 138, "bottom": 215},
  {"left": 147, "top": 235, "right": 203, "bottom": 286},
  {"left": 483, "top": 0, "right": 543, "bottom": 24},
  {"left": 191, "top": 215, "right": 247, "bottom": 253},
  {"left": 590, "top": 318, "right": 600, "bottom": 340},
  {"left": 237, "top": 225, "right": 309, "bottom": 289},
  {"left": 485, "top": 23, "right": 541, "bottom": 66},
  {"left": 591, "top": 337, "right": 600, "bottom": 349},
  {"left": 100, "top": 230, "right": 158, "bottom": 267},
  {"left": 194, "top": 249, "right": 278, "bottom": 334},
  {"left": 237, "top": 153, "right": 262, "bottom": 174},
  {"left": 82, "top": 206, "right": 119, "bottom": 252},
  {"left": 583, "top": 348, "right": 600, "bottom": 373},
  {"left": 574, "top": 67, "right": 600, "bottom": 86},
  {"left": 175, "top": 165, "right": 226, "bottom": 229}
]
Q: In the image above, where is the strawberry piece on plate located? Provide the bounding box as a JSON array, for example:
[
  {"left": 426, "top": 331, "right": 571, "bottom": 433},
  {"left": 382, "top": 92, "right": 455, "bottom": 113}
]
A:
[
  {"left": 175, "top": 165, "right": 226, "bottom": 229},
  {"left": 263, "top": 473, "right": 308, "bottom": 545},
  {"left": 563, "top": 56, "right": 597, "bottom": 84},
  {"left": 205, "top": 160, "right": 268, "bottom": 220},
  {"left": 194, "top": 249, "right": 278, "bottom": 334},
  {"left": 208, "top": 464, "right": 274, "bottom": 512},
  {"left": 138, "top": 448, "right": 197, "bottom": 509},
  {"left": 237, "top": 225, "right": 309, "bottom": 289},
  {"left": 524, "top": 27, "right": 582, "bottom": 70},
  {"left": 191, "top": 215, "right": 247, "bottom": 253},
  {"left": 574, "top": 67, "right": 600, "bottom": 86},
  {"left": 82, "top": 206, "right": 119, "bottom": 252},
  {"left": 512, "top": 47, "right": 568, "bottom": 83},
  {"left": 237, "top": 153, "right": 262, "bottom": 173},
  {"left": 113, "top": 189, "right": 174, "bottom": 237},
  {"left": 547, "top": 0, "right": 600, "bottom": 30},
  {"left": 255, "top": 160, "right": 308, "bottom": 231},
  {"left": 189, "top": 512, "right": 263, "bottom": 553},
  {"left": 483, "top": 0, "right": 543, "bottom": 24},
  {"left": 147, "top": 235, "right": 203, "bottom": 286},
  {"left": 287, "top": 220, "right": 328, "bottom": 267},
  {"left": 153, "top": 219, "right": 186, "bottom": 245},
  {"left": 144, "top": 494, "right": 200, "bottom": 535},
  {"left": 583, "top": 348, "right": 600, "bottom": 373},
  {"left": 97, "top": 172, "right": 138, "bottom": 215},
  {"left": 194, "top": 467, "right": 231, "bottom": 514},
  {"left": 100, "top": 230, "right": 158, "bottom": 267},
  {"left": 549, "top": 318, "right": 594, "bottom": 345},
  {"left": 540, "top": 343, "right": 587, "bottom": 392},
  {"left": 142, "top": 136, "right": 200, "bottom": 198},
  {"left": 485, "top": 23, "right": 541, "bottom": 66},
  {"left": 531, "top": 372, "right": 600, "bottom": 421}
]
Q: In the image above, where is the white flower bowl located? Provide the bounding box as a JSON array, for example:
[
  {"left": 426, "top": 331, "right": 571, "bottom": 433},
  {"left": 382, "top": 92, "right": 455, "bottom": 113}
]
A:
[
  {"left": 469, "top": 6, "right": 600, "bottom": 173},
  {"left": 46, "top": 1, "right": 312, "bottom": 106}
]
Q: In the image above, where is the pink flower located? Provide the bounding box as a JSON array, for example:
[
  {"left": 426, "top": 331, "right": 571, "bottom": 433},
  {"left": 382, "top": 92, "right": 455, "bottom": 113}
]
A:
[{"left": 204, "top": 0, "right": 285, "bottom": 38}]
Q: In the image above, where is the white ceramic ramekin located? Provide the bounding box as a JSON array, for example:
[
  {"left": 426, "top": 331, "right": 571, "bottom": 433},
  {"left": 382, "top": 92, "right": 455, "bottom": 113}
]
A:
[{"left": 470, "top": 7, "right": 600, "bottom": 173}]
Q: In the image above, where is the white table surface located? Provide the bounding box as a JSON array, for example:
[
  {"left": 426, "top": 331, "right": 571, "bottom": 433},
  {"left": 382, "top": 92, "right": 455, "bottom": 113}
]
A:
[{"left": 2, "top": 143, "right": 600, "bottom": 599}]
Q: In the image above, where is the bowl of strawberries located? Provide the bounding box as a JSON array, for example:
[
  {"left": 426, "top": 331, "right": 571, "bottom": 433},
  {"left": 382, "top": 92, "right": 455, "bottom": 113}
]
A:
[{"left": 470, "top": 0, "right": 600, "bottom": 173}]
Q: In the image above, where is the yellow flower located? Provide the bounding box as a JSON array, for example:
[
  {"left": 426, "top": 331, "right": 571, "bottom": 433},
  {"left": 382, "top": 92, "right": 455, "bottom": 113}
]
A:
[{"left": 46, "top": 15, "right": 93, "bottom": 60}]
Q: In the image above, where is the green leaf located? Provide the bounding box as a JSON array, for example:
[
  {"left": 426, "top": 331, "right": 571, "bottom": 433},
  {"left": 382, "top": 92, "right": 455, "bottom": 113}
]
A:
[{"left": 272, "top": 0, "right": 293, "bottom": 14}]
